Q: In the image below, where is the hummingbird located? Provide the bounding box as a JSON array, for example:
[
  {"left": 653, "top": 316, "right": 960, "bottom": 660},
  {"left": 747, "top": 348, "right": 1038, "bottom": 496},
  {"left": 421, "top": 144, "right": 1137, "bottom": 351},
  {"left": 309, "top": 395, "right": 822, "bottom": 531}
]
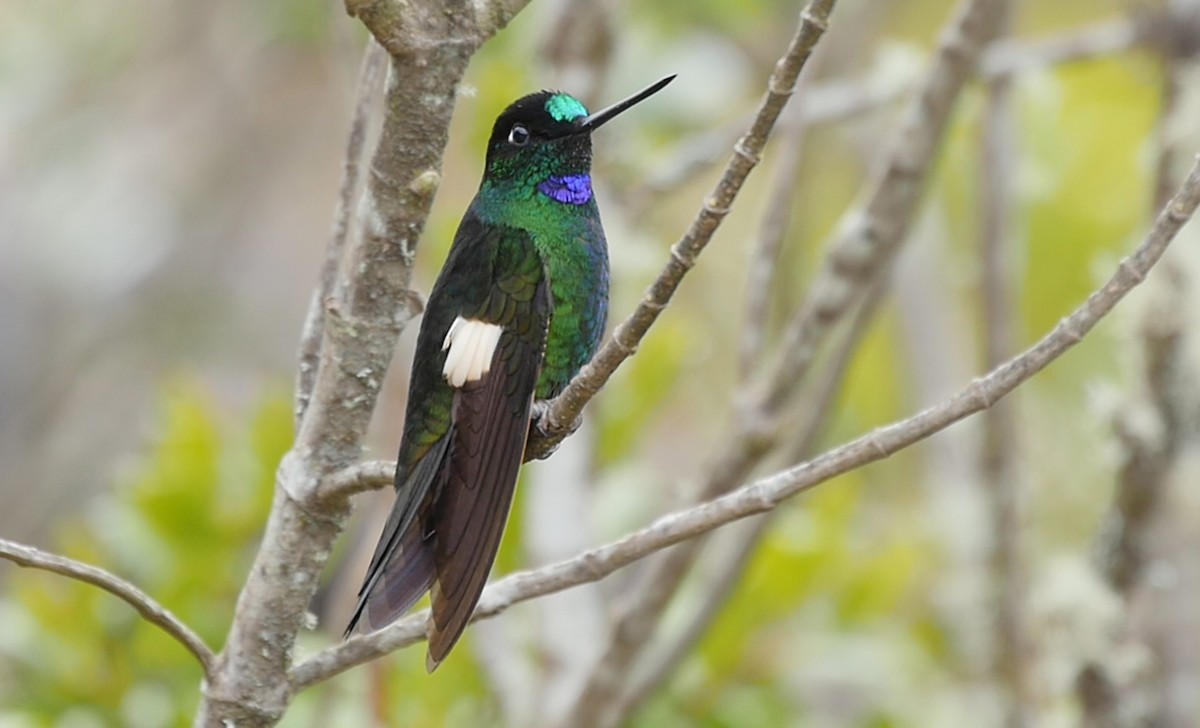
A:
[{"left": 346, "top": 75, "right": 675, "bottom": 670}]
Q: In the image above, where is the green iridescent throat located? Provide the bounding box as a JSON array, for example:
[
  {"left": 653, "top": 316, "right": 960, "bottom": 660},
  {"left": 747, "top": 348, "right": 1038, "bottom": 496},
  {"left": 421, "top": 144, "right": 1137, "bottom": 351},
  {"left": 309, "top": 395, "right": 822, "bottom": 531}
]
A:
[{"left": 545, "top": 94, "right": 588, "bottom": 122}]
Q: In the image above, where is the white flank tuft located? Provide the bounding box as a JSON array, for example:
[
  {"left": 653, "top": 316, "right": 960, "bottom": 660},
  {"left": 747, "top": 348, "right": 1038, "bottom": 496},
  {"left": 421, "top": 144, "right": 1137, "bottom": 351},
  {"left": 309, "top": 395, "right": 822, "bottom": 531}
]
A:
[{"left": 441, "top": 316, "right": 503, "bottom": 387}]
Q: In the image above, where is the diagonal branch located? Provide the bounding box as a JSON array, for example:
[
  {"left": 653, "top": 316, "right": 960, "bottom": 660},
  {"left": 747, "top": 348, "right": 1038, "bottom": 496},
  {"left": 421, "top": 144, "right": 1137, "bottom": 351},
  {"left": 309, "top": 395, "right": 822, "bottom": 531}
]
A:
[
  {"left": 613, "top": 276, "right": 891, "bottom": 722},
  {"left": 315, "top": 15, "right": 1157, "bottom": 505},
  {"left": 634, "top": 18, "right": 1143, "bottom": 211},
  {"left": 562, "top": 2, "right": 1010, "bottom": 722},
  {"left": 1080, "top": 21, "right": 1200, "bottom": 723},
  {"left": 291, "top": 154, "right": 1200, "bottom": 690},
  {"left": 524, "top": 0, "right": 838, "bottom": 460},
  {"left": 0, "top": 537, "right": 215, "bottom": 679},
  {"left": 759, "top": 0, "right": 1011, "bottom": 417}
]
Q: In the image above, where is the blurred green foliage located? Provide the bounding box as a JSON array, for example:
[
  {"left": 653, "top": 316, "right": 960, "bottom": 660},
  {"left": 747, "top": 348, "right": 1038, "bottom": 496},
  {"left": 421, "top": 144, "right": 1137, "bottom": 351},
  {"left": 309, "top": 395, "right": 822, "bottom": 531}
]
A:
[
  {"left": 0, "top": 381, "right": 288, "bottom": 726},
  {"left": 0, "top": 0, "right": 1176, "bottom": 725}
]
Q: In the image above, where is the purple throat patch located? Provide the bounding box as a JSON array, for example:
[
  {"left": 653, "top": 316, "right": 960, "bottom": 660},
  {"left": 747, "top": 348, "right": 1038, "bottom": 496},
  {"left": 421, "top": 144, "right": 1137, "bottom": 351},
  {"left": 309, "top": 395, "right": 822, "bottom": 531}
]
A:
[{"left": 538, "top": 174, "right": 593, "bottom": 205}]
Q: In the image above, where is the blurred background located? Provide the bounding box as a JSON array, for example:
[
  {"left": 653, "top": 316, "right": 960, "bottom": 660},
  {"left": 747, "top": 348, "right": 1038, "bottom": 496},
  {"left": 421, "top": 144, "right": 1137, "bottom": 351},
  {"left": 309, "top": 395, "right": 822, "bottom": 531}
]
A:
[{"left": 3, "top": 0, "right": 1200, "bottom": 726}]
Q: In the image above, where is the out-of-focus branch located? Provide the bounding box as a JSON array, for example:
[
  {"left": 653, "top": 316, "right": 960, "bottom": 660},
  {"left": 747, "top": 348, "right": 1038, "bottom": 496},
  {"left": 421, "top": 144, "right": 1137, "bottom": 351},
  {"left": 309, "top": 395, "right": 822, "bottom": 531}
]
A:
[
  {"left": 296, "top": 11, "right": 1166, "bottom": 495},
  {"left": 1077, "top": 663, "right": 1123, "bottom": 728},
  {"left": 615, "top": 278, "right": 890, "bottom": 721},
  {"left": 196, "top": 2, "right": 536, "bottom": 725},
  {"left": 316, "top": 13, "right": 1159, "bottom": 498},
  {"left": 538, "top": 0, "right": 615, "bottom": 109},
  {"left": 290, "top": 154, "right": 1200, "bottom": 689},
  {"left": 524, "top": 0, "right": 838, "bottom": 461},
  {"left": 978, "top": 7, "right": 1027, "bottom": 726},
  {"left": 738, "top": 109, "right": 809, "bottom": 380},
  {"left": 0, "top": 537, "right": 215, "bottom": 679},
  {"left": 636, "top": 18, "right": 1144, "bottom": 204},
  {"left": 556, "top": 8, "right": 841, "bottom": 724},
  {"left": 978, "top": 18, "right": 1138, "bottom": 78},
  {"left": 759, "top": 0, "right": 1011, "bottom": 419},
  {"left": 1082, "top": 13, "right": 1199, "bottom": 721},
  {"left": 560, "top": 2, "right": 1011, "bottom": 723},
  {"left": 295, "top": 41, "right": 388, "bottom": 427},
  {"left": 1101, "top": 269, "right": 1186, "bottom": 594}
]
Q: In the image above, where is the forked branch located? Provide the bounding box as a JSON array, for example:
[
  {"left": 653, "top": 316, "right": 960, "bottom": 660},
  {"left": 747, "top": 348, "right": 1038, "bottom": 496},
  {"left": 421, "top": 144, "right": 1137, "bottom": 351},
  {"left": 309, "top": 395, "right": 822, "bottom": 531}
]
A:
[{"left": 292, "top": 156, "right": 1200, "bottom": 689}]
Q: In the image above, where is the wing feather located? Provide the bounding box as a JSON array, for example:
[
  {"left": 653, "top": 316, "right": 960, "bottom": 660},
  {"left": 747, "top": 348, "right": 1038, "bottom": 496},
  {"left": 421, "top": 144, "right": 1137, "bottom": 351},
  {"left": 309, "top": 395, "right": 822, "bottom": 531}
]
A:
[
  {"left": 344, "top": 434, "right": 452, "bottom": 636},
  {"left": 425, "top": 286, "right": 547, "bottom": 668},
  {"left": 345, "top": 209, "right": 551, "bottom": 671}
]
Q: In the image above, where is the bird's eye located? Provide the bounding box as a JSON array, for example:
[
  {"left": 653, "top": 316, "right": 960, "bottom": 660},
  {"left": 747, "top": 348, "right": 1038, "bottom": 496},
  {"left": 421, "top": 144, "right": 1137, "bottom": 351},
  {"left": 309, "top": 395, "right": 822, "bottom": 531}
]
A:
[{"left": 507, "top": 124, "right": 530, "bottom": 146}]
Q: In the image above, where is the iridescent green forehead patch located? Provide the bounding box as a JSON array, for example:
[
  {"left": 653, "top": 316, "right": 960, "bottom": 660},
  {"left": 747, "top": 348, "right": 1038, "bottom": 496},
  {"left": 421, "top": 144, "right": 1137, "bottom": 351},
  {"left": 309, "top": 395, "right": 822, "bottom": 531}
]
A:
[{"left": 545, "top": 94, "right": 588, "bottom": 122}]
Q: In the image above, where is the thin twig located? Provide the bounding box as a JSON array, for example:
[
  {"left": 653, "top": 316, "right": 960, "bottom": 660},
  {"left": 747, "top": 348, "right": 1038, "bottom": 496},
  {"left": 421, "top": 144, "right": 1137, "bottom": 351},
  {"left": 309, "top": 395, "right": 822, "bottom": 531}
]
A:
[
  {"left": 761, "top": 0, "right": 1011, "bottom": 416},
  {"left": 615, "top": 277, "right": 890, "bottom": 720},
  {"left": 0, "top": 537, "right": 215, "bottom": 679},
  {"left": 979, "top": 18, "right": 1138, "bottom": 78},
  {"left": 566, "top": 119, "right": 825, "bottom": 728},
  {"left": 319, "top": 459, "right": 393, "bottom": 501},
  {"left": 738, "top": 109, "right": 809, "bottom": 381},
  {"left": 295, "top": 41, "right": 388, "bottom": 428},
  {"left": 562, "top": 3, "right": 1010, "bottom": 721},
  {"left": 313, "top": 8, "right": 1129, "bottom": 698},
  {"left": 634, "top": 19, "right": 1143, "bottom": 205},
  {"left": 524, "top": 0, "right": 838, "bottom": 461},
  {"left": 553, "top": 8, "right": 839, "bottom": 722},
  {"left": 317, "top": 15, "right": 1157, "bottom": 497},
  {"left": 290, "top": 154, "right": 1200, "bottom": 689}
]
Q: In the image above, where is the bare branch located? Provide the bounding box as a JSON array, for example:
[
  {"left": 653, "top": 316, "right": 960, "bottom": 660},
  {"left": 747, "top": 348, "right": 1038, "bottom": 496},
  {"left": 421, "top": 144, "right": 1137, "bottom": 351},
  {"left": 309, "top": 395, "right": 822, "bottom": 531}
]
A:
[
  {"left": 1083, "top": 24, "right": 1197, "bottom": 722},
  {"left": 0, "top": 537, "right": 215, "bottom": 679},
  {"left": 738, "top": 115, "right": 808, "bottom": 380},
  {"left": 556, "top": 9, "right": 844, "bottom": 722},
  {"left": 1101, "top": 289, "right": 1185, "bottom": 594},
  {"left": 761, "top": 0, "right": 1011, "bottom": 416},
  {"left": 561, "top": 3, "right": 1011, "bottom": 721},
  {"left": 614, "top": 278, "right": 890, "bottom": 721},
  {"left": 295, "top": 41, "right": 388, "bottom": 427},
  {"left": 634, "top": 19, "right": 1144, "bottom": 207},
  {"left": 290, "top": 155, "right": 1200, "bottom": 690},
  {"left": 1098, "top": 6, "right": 1199, "bottom": 595},
  {"left": 979, "top": 19, "right": 1138, "bottom": 78},
  {"left": 344, "top": 0, "right": 535, "bottom": 57},
  {"left": 197, "top": 2, "right": 538, "bottom": 724},
  {"left": 811, "top": 18, "right": 1145, "bottom": 122},
  {"left": 524, "top": 0, "right": 838, "bottom": 461},
  {"left": 319, "top": 459, "right": 393, "bottom": 501},
  {"left": 1077, "top": 662, "right": 1123, "bottom": 728}
]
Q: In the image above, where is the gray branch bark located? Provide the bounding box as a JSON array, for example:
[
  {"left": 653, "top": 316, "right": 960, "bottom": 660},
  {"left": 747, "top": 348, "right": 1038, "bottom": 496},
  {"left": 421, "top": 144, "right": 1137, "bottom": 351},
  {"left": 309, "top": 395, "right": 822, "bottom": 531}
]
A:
[
  {"left": 194, "top": 2, "right": 532, "bottom": 724},
  {"left": 291, "top": 154, "right": 1200, "bottom": 689},
  {"left": 0, "top": 538, "right": 215, "bottom": 678}
]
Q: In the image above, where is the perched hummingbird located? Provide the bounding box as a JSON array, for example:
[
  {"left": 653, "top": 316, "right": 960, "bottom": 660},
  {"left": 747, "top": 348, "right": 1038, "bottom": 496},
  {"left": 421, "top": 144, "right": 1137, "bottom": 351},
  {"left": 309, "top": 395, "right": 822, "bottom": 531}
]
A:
[{"left": 346, "top": 75, "right": 675, "bottom": 670}]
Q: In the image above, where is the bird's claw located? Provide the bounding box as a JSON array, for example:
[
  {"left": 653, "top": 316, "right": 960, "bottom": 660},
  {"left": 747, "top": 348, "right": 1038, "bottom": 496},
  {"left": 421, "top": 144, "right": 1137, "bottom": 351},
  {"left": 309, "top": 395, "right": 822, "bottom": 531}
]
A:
[{"left": 526, "top": 400, "right": 583, "bottom": 461}]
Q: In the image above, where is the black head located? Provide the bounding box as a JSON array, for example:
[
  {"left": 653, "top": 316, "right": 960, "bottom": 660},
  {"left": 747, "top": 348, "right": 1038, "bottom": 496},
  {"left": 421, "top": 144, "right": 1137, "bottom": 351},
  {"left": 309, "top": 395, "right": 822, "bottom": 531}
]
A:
[{"left": 482, "top": 76, "right": 676, "bottom": 185}]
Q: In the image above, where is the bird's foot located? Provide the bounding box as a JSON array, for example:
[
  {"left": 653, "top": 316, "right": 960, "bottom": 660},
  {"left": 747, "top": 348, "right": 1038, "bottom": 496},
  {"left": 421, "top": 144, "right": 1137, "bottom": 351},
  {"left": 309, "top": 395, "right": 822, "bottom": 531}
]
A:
[{"left": 526, "top": 400, "right": 584, "bottom": 460}]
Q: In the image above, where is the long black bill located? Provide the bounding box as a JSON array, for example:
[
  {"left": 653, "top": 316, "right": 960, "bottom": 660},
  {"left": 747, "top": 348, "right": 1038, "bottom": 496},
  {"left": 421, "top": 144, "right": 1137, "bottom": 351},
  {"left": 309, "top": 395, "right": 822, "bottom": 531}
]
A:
[{"left": 578, "top": 74, "right": 676, "bottom": 132}]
